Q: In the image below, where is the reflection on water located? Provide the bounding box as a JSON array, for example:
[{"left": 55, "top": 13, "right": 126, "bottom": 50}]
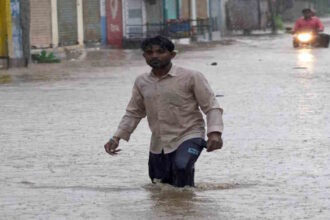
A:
[
  {"left": 297, "top": 49, "right": 314, "bottom": 72},
  {"left": 298, "top": 49, "right": 313, "bottom": 62},
  {"left": 295, "top": 48, "right": 317, "bottom": 87},
  {"left": 145, "top": 183, "right": 208, "bottom": 219},
  {"left": 295, "top": 48, "right": 319, "bottom": 136},
  {"left": 143, "top": 182, "right": 255, "bottom": 219}
]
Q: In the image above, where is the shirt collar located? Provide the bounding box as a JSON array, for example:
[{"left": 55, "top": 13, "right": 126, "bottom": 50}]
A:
[
  {"left": 149, "top": 64, "right": 177, "bottom": 78},
  {"left": 168, "top": 64, "right": 178, "bottom": 76}
]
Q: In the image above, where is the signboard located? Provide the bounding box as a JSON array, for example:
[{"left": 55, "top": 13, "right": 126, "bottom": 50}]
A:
[{"left": 106, "top": 0, "right": 123, "bottom": 48}]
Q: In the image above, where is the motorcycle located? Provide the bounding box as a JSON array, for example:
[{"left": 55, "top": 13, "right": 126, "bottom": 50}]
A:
[
  {"left": 292, "top": 31, "right": 329, "bottom": 48},
  {"left": 292, "top": 32, "right": 317, "bottom": 48}
]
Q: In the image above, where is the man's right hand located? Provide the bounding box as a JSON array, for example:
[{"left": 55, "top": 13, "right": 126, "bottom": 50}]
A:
[
  {"left": 206, "top": 132, "right": 223, "bottom": 152},
  {"left": 104, "top": 137, "right": 121, "bottom": 155}
]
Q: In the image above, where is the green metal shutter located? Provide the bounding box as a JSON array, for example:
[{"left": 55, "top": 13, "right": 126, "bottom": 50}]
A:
[
  {"left": 57, "top": 0, "right": 78, "bottom": 46},
  {"left": 83, "top": 0, "right": 101, "bottom": 43},
  {"left": 30, "top": 0, "right": 52, "bottom": 48}
]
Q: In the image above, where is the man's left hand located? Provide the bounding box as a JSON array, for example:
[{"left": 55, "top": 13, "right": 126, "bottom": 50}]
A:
[{"left": 206, "top": 132, "right": 223, "bottom": 152}]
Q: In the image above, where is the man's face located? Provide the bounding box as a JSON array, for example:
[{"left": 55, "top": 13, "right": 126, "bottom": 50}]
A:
[
  {"left": 303, "top": 11, "right": 312, "bottom": 19},
  {"left": 143, "top": 45, "right": 176, "bottom": 69}
]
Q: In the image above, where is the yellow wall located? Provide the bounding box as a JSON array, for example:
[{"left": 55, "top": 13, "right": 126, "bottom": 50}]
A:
[
  {"left": 0, "top": 0, "right": 7, "bottom": 56},
  {"left": 0, "top": 0, "right": 12, "bottom": 57}
]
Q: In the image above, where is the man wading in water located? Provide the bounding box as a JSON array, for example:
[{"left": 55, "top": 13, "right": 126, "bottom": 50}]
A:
[{"left": 104, "top": 36, "right": 224, "bottom": 187}]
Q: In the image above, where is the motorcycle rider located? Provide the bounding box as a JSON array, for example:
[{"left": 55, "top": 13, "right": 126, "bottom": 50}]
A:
[{"left": 292, "top": 8, "right": 329, "bottom": 47}]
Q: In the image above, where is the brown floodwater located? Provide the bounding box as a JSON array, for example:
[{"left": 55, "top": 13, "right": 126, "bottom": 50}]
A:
[{"left": 1, "top": 30, "right": 330, "bottom": 219}]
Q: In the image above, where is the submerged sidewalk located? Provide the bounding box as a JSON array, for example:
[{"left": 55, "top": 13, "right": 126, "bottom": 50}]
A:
[{"left": 0, "top": 38, "right": 236, "bottom": 84}]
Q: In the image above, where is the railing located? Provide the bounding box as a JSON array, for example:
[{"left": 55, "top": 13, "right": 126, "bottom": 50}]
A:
[{"left": 124, "top": 19, "right": 210, "bottom": 40}]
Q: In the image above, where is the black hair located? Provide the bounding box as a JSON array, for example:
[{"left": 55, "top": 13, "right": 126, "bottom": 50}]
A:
[
  {"left": 302, "top": 8, "right": 312, "bottom": 13},
  {"left": 140, "top": 35, "right": 175, "bottom": 52}
]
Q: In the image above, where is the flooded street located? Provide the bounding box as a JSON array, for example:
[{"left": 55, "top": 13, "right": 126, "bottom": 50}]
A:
[{"left": 1, "top": 30, "right": 330, "bottom": 219}]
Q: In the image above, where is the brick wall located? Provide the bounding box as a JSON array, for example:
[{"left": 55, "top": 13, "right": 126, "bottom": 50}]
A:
[{"left": 30, "top": 0, "right": 52, "bottom": 48}]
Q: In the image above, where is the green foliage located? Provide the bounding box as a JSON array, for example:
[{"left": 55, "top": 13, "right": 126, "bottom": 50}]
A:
[
  {"left": 0, "top": 74, "right": 12, "bottom": 84},
  {"left": 274, "top": 15, "right": 284, "bottom": 30},
  {"left": 31, "top": 50, "right": 61, "bottom": 63}
]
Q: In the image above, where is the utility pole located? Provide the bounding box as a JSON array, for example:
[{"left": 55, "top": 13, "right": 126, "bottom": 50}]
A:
[
  {"left": 208, "top": 0, "right": 213, "bottom": 41},
  {"left": 190, "top": 0, "right": 197, "bottom": 40},
  {"left": 19, "top": 0, "right": 30, "bottom": 66},
  {"left": 268, "top": 0, "right": 277, "bottom": 34}
]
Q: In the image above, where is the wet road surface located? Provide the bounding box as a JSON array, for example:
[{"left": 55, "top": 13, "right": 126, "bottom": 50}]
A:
[{"left": 1, "top": 30, "right": 330, "bottom": 219}]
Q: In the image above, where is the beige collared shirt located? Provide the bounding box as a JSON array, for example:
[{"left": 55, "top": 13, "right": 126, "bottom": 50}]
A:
[{"left": 114, "top": 65, "right": 223, "bottom": 154}]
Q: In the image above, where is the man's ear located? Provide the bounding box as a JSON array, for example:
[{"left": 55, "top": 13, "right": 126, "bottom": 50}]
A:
[
  {"left": 142, "top": 52, "right": 146, "bottom": 58},
  {"left": 170, "top": 51, "right": 176, "bottom": 58}
]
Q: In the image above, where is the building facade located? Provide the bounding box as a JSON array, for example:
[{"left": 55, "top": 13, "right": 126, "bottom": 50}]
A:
[{"left": 2, "top": 0, "right": 229, "bottom": 68}]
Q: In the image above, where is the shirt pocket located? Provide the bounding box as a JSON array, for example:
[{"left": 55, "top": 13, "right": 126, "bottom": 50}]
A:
[{"left": 164, "top": 84, "right": 193, "bottom": 107}]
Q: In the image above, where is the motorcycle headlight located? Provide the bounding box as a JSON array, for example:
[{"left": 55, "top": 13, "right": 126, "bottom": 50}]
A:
[{"left": 297, "top": 33, "right": 312, "bottom": 43}]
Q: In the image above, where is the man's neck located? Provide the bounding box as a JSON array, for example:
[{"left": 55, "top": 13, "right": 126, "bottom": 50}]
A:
[{"left": 153, "top": 63, "right": 172, "bottom": 78}]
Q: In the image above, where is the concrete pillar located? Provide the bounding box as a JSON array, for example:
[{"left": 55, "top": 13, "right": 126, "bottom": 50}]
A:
[
  {"left": 220, "top": 0, "right": 227, "bottom": 36},
  {"left": 51, "top": 0, "right": 59, "bottom": 47},
  {"left": 191, "top": 0, "right": 197, "bottom": 24},
  {"left": 122, "top": 0, "right": 127, "bottom": 38},
  {"left": 77, "top": 0, "right": 84, "bottom": 45},
  {"left": 190, "top": 0, "right": 197, "bottom": 38},
  {"left": 207, "top": 0, "right": 212, "bottom": 40},
  {"left": 142, "top": 0, "right": 147, "bottom": 37}
]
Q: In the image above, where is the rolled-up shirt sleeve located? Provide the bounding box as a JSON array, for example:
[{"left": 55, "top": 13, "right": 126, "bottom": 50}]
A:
[
  {"left": 114, "top": 82, "right": 146, "bottom": 141},
  {"left": 206, "top": 109, "right": 224, "bottom": 134},
  {"left": 192, "top": 72, "right": 224, "bottom": 134}
]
